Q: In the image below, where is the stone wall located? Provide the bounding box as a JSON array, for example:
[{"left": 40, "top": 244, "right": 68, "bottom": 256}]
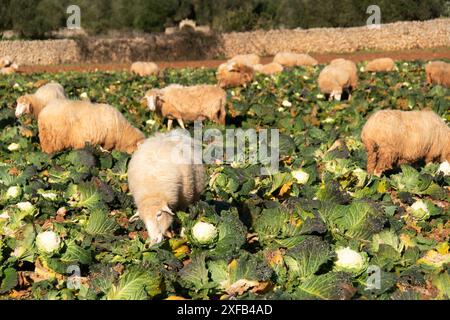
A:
[{"left": 0, "top": 18, "right": 449, "bottom": 65}]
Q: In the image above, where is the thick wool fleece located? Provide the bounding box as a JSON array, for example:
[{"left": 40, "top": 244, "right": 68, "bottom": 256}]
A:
[{"left": 361, "top": 109, "right": 450, "bottom": 175}]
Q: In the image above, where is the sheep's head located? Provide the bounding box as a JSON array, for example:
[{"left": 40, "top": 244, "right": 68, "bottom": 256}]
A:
[
  {"left": 140, "top": 204, "right": 174, "bottom": 245},
  {"left": 15, "top": 95, "right": 33, "bottom": 117},
  {"left": 330, "top": 89, "right": 342, "bottom": 101},
  {"left": 142, "top": 90, "right": 161, "bottom": 111}
]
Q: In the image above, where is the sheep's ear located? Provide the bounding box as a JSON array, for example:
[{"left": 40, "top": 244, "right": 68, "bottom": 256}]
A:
[{"left": 157, "top": 205, "right": 174, "bottom": 220}]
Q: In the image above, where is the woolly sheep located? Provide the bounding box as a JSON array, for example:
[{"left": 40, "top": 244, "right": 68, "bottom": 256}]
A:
[
  {"left": 361, "top": 109, "right": 450, "bottom": 176},
  {"left": 425, "top": 61, "right": 450, "bottom": 87},
  {"left": 365, "top": 58, "right": 396, "bottom": 72},
  {"left": 273, "top": 52, "right": 318, "bottom": 67},
  {"left": 127, "top": 130, "right": 206, "bottom": 244},
  {"left": 16, "top": 82, "right": 67, "bottom": 118},
  {"left": 38, "top": 99, "right": 145, "bottom": 154},
  {"left": 130, "top": 62, "right": 160, "bottom": 77},
  {"left": 229, "top": 54, "right": 261, "bottom": 67},
  {"left": 217, "top": 61, "right": 254, "bottom": 89},
  {"left": 318, "top": 64, "right": 353, "bottom": 101},
  {"left": 253, "top": 62, "right": 284, "bottom": 75},
  {"left": 143, "top": 84, "right": 227, "bottom": 129},
  {"left": 330, "top": 58, "right": 358, "bottom": 89},
  {"left": 0, "top": 56, "right": 12, "bottom": 68},
  {"left": 0, "top": 64, "right": 18, "bottom": 75}
]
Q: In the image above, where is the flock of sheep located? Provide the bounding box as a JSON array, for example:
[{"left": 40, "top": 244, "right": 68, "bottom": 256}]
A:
[{"left": 6, "top": 51, "right": 450, "bottom": 244}]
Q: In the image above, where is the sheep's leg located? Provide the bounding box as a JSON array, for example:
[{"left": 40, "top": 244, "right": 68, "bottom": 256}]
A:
[
  {"left": 177, "top": 118, "right": 186, "bottom": 129},
  {"left": 167, "top": 119, "right": 173, "bottom": 130}
]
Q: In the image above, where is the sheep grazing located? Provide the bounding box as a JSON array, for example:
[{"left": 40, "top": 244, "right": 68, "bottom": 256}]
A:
[
  {"left": 127, "top": 130, "right": 206, "bottom": 244},
  {"left": 38, "top": 99, "right": 145, "bottom": 154},
  {"left": 0, "top": 56, "right": 19, "bottom": 74},
  {"left": 425, "top": 61, "right": 450, "bottom": 88},
  {"left": 217, "top": 61, "right": 254, "bottom": 88},
  {"left": 16, "top": 82, "right": 67, "bottom": 118},
  {"left": 130, "top": 62, "right": 160, "bottom": 77},
  {"left": 318, "top": 64, "right": 354, "bottom": 101},
  {"left": 229, "top": 54, "right": 261, "bottom": 67},
  {"left": 0, "top": 56, "right": 13, "bottom": 68},
  {"left": 0, "top": 64, "right": 19, "bottom": 75},
  {"left": 330, "top": 58, "right": 358, "bottom": 88},
  {"left": 253, "top": 62, "right": 284, "bottom": 75},
  {"left": 273, "top": 52, "right": 318, "bottom": 67},
  {"left": 361, "top": 109, "right": 450, "bottom": 176},
  {"left": 365, "top": 58, "right": 396, "bottom": 72},
  {"left": 143, "top": 84, "right": 227, "bottom": 129}
]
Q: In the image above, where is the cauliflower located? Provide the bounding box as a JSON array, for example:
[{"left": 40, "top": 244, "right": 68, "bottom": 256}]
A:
[
  {"left": 192, "top": 221, "right": 218, "bottom": 245},
  {"left": 6, "top": 186, "right": 21, "bottom": 199},
  {"left": 334, "top": 247, "right": 368, "bottom": 275},
  {"left": 7, "top": 143, "right": 20, "bottom": 151},
  {"left": 437, "top": 161, "right": 450, "bottom": 176},
  {"left": 282, "top": 100, "right": 292, "bottom": 107},
  {"left": 16, "top": 201, "right": 35, "bottom": 213},
  {"left": 409, "top": 200, "right": 430, "bottom": 220},
  {"left": 36, "top": 231, "right": 61, "bottom": 253},
  {"left": 291, "top": 169, "right": 310, "bottom": 184}
]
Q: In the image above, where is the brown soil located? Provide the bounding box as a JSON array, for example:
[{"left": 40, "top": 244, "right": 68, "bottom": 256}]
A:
[{"left": 18, "top": 47, "right": 450, "bottom": 74}]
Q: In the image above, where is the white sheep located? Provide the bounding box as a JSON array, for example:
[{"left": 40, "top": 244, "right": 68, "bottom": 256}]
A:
[
  {"left": 143, "top": 84, "right": 227, "bottom": 129},
  {"left": 0, "top": 56, "right": 13, "bottom": 68},
  {"left": 229, "top": 54, "right": 261, "bottom": 67},
  {"left": 16, "top": 82, "right": 67, "bottom": 118},
  {"left": 330, "top": 58, "right": 358, "bottom": 89},
  {"left": 365, "top": 58, "right": 396, "bottom": 72},
  {"left": 127, "top": 130, "right": 206, "bottom": 244},
  {"left": 130, "top": 62, "right": 160, "bottom": 77},
  {"left": 253, "top": 62, "right": 284, "bottom": 75},
  {"left": 37, "top": 99, "right": 145, "bottom": 154},
  {"left": 0, "top": 64, "right": 19, "bottom": 75},
  {"left": 318, "top": 64, "right": 353, "bottom": 101},
  {"left": 425, "top": 61, "right": 450, "bottom": 87},
  {"left": 273, "top": 52, "right": 318, "bottom": 67}
]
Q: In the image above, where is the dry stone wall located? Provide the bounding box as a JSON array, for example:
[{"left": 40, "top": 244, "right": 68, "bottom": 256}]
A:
[{"left": 0, "top": 18, "right": 448, "bottom": 65}]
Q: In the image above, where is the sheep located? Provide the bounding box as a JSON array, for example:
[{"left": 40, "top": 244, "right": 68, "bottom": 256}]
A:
[
  {"left": 142, "top": 84, "right": 227, "bottom": 129},
  {"left": 365, "top": 58, "right": 396, "bottom": 72},
  {"left": 229, "top": 54, "right": 261, "bottom": 67},
  {"left": 1, "top": 64, "right": 19, "bottom": 75},
  {"left": 127, "top": 130, "right": 206, "bottom": 244},
  {"left": 37, "top": 99, "right": 145, "bottom": 154},
  {"left": 130, "top": 62, "right": 160, "bottom": 77},
  {"left": 273, "top": 52, "right": 318, "bottom": 67},
  {"left": 361, "top": 109, "right": 450, "bottom": 176},
  {"left": 425, "top": 61, "right": 450, "bottom": 87},
  {"left": 253, "top": 62, "right": 284, "bottom": 75},
  {"left": 15, "top": 82, "right": 67, "bottom": 118},
  {"left": 0, "top": 56, "right": 13, "bottom": 68},
  {"left": 217, "top": 61, "right": 254, "bottom": 89},
  {"left": 330, "top": 58, "right": 358, "bottom": 89},
  {"left": 318, "top": 64, "right": 353, "bottom": 101}
]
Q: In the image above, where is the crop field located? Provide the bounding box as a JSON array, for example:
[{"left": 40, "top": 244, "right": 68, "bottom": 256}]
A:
[{"left": 0, "top": 60, "right": 449, "bottom": 300}]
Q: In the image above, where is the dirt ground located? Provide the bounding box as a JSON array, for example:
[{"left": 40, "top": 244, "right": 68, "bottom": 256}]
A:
[{"left": 18, "top": 47, "right": 450, "bottom": 74}]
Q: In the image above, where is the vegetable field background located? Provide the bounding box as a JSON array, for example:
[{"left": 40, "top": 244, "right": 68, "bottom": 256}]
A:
[{"left": 0, "top": 60, "right": 449, "bottom": 300}]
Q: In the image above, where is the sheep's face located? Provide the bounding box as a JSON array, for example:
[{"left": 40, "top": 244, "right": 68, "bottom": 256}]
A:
[
  {"left": 330, "top": 90, "right": 342, "bottom": 101},
  {"left": 142, "top": 205, "right": 174, "bottom": 245},
  {"left": 143, "top": 92, "right": 159, "bottom": 111},
  {"left": 15, "top": 95, "right": 32, "bottom": 117}
]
